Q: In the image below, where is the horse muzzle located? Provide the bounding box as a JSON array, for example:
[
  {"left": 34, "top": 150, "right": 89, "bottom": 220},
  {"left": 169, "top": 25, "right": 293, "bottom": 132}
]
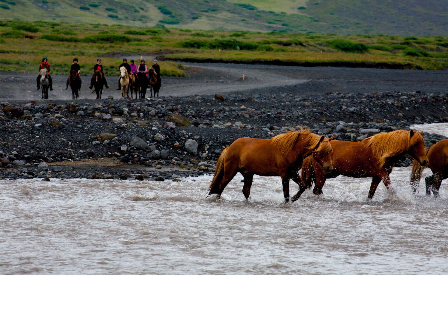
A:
[{"left": 420, "top": 158, "right": 429, "bottom": 167}]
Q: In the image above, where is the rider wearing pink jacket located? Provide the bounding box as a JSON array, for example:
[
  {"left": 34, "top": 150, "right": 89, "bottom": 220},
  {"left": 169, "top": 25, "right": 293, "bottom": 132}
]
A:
[{"left": 129, "top": 59, "right": 138, "bottom": 75}]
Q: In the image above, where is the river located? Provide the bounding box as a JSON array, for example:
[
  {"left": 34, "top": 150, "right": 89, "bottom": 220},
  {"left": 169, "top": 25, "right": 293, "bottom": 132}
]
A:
[{"left": 2, "top": 121, "right": 448, "bottom": 274}]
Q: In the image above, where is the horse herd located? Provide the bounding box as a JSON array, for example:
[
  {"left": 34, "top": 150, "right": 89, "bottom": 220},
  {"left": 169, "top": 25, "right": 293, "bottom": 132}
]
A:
[
  {"left": 38, "top": 66, "right": 160, "bottom": 100},
  {"left": 208, "top": 128, "right": 448, "bottom": 202},
  {"left": 119, "top": 66, "right": 160, "bottom": 100}
]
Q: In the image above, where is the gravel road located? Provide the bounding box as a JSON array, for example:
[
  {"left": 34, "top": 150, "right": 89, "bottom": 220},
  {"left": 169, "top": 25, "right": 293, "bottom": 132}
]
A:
[{"left": 1, "top": 63, "right": 447, "bottom": 102}]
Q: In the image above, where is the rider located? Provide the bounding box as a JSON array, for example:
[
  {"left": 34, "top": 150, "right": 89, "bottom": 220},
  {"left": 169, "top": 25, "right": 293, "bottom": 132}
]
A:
[
  {"left": 89, "top": 58, "right": 109, "bottom": 89},
  {"left": 36, "top": 57, "right": 53, "bottom": 91},
  {"left": 66, "top": 58, "right": 81, "bottom": 90},
  {"left": 117, "top": 57, "right": 131, "bottom": 90},
  {"left": 129, "top": 59, "right": 137, "bottom": 77},
  {"left": 138, "top": 59, "right": 148, "bottom": 76},
  {"left": 152, "top": 59, "right": 161, "bottom": 87}
]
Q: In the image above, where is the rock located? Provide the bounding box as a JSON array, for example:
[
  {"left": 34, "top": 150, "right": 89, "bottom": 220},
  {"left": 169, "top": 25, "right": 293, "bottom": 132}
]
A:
[
  {"left": 161, "top": 150, "right": 169, "bottom": 159},
  {"left": 359, "top": 128, "right": 380, "bottom": 134},
  {"left": 92, "top": 133, "right": 117, "bottom": 143},
  {"left": 130, "top": 136, "right": 150, "bottom": 151},
  {"left": 13, "top": 160, "right": 26, "bottom": 166},
  {"left": 154, "top": 133, "right": 165, "bottom": 141},
  {"left": 168, "top": 113, "right": 190, "bottom": 126},
  {"left": 185, "top": 139, "right": 198, "bottom": 155},
  {"left": 214, "top": 94, "right": 225, "bottom": 101},
  {"left": 0, "top": 158, "right": 11, "bottom": 167},
  {"left": 335, "top": 124, "right": 346, "bottom": 133}
]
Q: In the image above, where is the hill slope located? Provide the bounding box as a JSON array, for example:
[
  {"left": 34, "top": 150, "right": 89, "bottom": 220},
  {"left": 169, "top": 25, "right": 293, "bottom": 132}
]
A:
[{"left": 0, "top": 0, "right": 446, "bottom": 36}]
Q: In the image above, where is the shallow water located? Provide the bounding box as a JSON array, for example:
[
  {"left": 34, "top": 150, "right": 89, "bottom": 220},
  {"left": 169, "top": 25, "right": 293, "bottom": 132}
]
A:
[{"left": 1, "top": 166, "right": 447, "bottom": 275}]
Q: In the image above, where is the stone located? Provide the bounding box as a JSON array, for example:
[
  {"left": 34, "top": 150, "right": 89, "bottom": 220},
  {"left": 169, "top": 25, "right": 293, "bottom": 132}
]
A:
[
  {"left": 359, "top": 128, "right": 380, "bottom": 134},
  {"left": 130, "top": 136, "right": 150, "bottom": 151},
  {"left": 160, "top": 150, "right": 169, "bottom": 159},
  {"left": 168, "top": 113, "right": 190, "bottom": 126},
  {"left": 185, "top": 139, "right": 198, "bottom": 155}
]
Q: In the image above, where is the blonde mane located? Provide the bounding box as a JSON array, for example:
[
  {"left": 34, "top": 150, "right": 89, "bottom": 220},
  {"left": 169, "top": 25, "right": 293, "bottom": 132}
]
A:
[
  {"left": 363, "top": 130, "right": 420, "bottom": 167},
  {"left": 271, "top": 128, "right": 329, "bottom": 157}
]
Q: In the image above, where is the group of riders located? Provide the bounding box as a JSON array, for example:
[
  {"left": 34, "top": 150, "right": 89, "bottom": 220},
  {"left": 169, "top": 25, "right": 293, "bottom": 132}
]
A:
[{"left": 36, "top": 56, "right": 161, "bottom": 94}]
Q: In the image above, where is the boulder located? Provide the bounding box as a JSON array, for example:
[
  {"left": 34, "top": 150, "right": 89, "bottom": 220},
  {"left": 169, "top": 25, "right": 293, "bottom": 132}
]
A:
[
  {"left": 130, "top": 136, "right": 150, "bottom": 151},
  {"left": 185, "top": 139, "right": 198, "bottom": 155}
]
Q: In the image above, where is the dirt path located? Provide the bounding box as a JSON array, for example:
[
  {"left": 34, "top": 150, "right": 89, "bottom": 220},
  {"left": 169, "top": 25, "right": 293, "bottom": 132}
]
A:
[{"left": 0, "top": 63, "right": 447, "bottom": 102}]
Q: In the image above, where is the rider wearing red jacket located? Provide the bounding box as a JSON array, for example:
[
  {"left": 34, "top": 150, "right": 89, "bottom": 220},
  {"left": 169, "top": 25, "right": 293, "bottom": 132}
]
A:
[{"left": 36, "top": 57, "right": 53, "bottom": 91}]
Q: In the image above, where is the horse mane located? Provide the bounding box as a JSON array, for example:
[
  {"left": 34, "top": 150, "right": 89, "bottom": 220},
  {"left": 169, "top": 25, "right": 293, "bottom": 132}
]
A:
[
  {"left": 363, "top": 130, "right": 420, "bottom": 167},
  {"left": 271, "top": 128, "right": 327, "bottom": 157}
]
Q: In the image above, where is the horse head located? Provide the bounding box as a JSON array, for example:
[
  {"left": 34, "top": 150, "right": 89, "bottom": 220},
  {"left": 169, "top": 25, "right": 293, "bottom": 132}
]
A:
[
  {"left": 40, "top": 68, "right": 47, "bottom": 77},
  {"left": 408, "top": 130, "right": 429, "bottom": 166},
  {"left": 311, "top": 136, "right": 333, "bottom": 174},
  {"left": 120, "top": 66, "right": 128, "bottom": 78}
]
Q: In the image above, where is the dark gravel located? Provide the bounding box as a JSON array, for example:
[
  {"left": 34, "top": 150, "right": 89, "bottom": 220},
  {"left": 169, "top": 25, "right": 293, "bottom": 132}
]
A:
[{"left": 1, "top": 64, "right": 448, "bottom": 180}]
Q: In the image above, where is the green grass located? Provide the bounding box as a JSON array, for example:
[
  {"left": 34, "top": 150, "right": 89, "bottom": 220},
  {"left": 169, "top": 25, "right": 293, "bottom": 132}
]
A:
[{"left": 0, "top": 19, "right": 447, "bottom": 73}]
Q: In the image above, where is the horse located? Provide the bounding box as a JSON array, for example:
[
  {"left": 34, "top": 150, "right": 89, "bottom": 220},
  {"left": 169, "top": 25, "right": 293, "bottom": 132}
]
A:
[
  {"left": 129, "top": 73, "right": 139, "bottom": 99},
  {"left": 410, "top": 139, "right": 448, "bottom": 197},
  {"left": 293, "top": 130, "right": 428, "bottom": 200},
  {"left": 69, "top": 69, "right": 81, "bottom": 99},
  {"left": 208, "top": 129, "right": 333, "bottom": 202},
  {"left": 39, "top": 68, "right": 49, "bottom": 99},
  {"left": 136, "top": 71, "right": 148, "bottom": 99},
  {"left": 149, "top": 68, "right": 159, "bottom": 98},
  {"left": 119, "top": 66, "right": 130, "bottom": 98},
  {"left": 92, "top": 69, "right": 104, "bottom": 99}
]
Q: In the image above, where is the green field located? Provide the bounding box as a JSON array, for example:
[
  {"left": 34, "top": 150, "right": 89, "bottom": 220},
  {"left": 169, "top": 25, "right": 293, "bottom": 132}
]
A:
[
  {"left": 0, "top": 20, "right": 447, "bottom": 76},
  {"left": 0, "top": 0, "right": 446, "bottom": 36}
]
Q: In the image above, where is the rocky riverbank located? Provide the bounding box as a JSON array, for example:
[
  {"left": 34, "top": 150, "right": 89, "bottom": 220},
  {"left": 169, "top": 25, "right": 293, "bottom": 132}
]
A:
[{"left": 1, "top": 89, "right": 448, "bottom": 180}]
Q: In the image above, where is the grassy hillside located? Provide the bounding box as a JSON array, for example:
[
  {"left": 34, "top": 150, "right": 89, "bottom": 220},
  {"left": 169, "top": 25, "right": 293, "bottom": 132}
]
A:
[
  {"left": 0, "top": 20, "right": 447, "bottom": 76},
  {"left": 0, "top": 0, "right": 446, "bottom": 36}
]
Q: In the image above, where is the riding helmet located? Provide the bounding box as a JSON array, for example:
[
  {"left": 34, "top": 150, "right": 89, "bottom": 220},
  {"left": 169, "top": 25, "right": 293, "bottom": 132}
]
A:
[
  {"left": 73, "top": 58, "right": 78, "bottom": 62},
  {"left": 123, "top": 58, "right": 127, "bottom": 61},
  {"left": 42, "top": 57, "right": 47, "bottom": 61},
  {"left": 97, "top": 58, "right": 101, "bottom": 61},
  {"left": 141, "top": 59, "right": 145, "bottom": 62},
  {"left": 130, "top": 59, "right": 134, "bottom": 62},
  {"left": 154, "top": 59, "right": 158, "bottom": 62}
]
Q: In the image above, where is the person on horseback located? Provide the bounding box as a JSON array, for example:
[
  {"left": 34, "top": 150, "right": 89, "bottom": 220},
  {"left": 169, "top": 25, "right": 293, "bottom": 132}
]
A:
[
  {"left": 117, "top": 57, "right": 131, "bottom": 90},
  {"left": 152, "top": 59, "right": 161, "bottom": 87},
  {"left": 36, "top": 57, "right": 53, "bottom": 91},
  {"left": 89, "top": 58, "right": 109, "bottom": 89},
  {"left": 66, "top": 58, "right": 81, "bottom": 90},
  {"left": 129, "top": 59, "right": 137, "bottom": 76},
  {"left": 138, "top": 59, "right": 148, "bottom": 76}
]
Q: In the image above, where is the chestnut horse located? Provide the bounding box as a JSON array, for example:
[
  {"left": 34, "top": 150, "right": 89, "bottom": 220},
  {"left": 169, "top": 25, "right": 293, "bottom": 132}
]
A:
[
  {"left": 294, "top": 130, "right": 428, "bottom": 200},
  {"left": 410, "top": 139, "right": 448, "bottom": 197},
  {"left": 209, "top": 129, "right": 333, "bottom": 202}
]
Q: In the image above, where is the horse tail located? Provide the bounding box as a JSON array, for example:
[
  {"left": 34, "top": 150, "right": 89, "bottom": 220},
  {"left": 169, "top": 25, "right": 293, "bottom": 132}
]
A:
[
  {"left": 209, "top": 147, "right": 228, "bottom": 195},
  {"left": 301, "top": 155, "right": 315, "bottom": 189}
]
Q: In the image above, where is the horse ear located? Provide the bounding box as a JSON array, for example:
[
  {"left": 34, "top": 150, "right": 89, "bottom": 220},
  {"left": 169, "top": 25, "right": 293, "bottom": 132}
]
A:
[
  {"left": 420, "top": 131, "right": 423, "bottom": 135},
  {"left": 410, "top": 130, "right": 415, "bottom": 138}
]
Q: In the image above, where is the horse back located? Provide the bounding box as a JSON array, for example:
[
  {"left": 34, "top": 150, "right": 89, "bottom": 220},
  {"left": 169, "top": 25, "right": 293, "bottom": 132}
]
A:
[
  {"left": 228, "top": 137, "right": 289, "bottom": 176},
  {"left": 330, "top": 140, "right": 379, "bottom": 177}
]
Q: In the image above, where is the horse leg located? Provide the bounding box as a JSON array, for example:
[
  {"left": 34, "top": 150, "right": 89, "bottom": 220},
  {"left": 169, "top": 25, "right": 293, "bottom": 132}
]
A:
[
  {"left": 432, "top": 173, "right": 443, "bottom": 198},
  {"left": 368, "top": 176, "right": 382, "bottom": 199},
  {"left": 281, "top": 175, "right": 290, "bottom": 202},
  {"left": 312, "top": 161, "right": 326, "bottom": 195},
  {"left": 242, "top": 173, "right": 254, "bottom": 200},
  {"left": 426, "top": 175, "right": 437, "bottom": 196}
]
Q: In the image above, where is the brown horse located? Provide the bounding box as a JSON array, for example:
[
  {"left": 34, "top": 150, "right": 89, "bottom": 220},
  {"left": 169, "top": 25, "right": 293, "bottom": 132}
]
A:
[
  {"left": 209, "top": 129, "right": 333, "bottom": 202},
  {"left": 92, "top": 70, "right": 103, "bottom": 99},
  {"left": 294, "top": 130, "right": 428, "bottom": 200},
  {"left": 149, "top": 68, "right": 159, "bottom": 98},
  {"left": 69, "top": 69, "right": 81, "bottom": 99},
  {"left": 410, "top": 139, "right": 448, "bottom": 197}
]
